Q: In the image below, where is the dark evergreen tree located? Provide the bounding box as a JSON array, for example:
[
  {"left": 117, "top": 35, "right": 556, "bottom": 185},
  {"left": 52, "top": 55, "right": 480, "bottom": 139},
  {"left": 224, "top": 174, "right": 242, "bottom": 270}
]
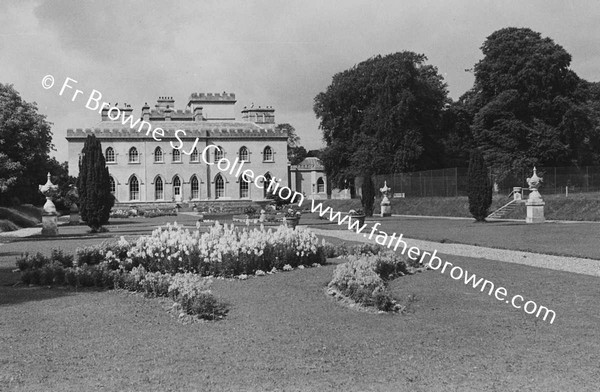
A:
[
  {"left": 467, "top": 149, "right": 492, "bottom": 222},
  {"left": 78, "top": 135, "right": 114, "bottom": 232},
  {"left": 361, "top": 175, "right": 375, "bottom": 217}
]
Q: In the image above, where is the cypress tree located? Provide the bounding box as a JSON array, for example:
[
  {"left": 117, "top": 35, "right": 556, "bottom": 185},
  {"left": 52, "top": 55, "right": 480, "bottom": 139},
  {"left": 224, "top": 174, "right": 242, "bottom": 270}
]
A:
[
  {"left": 467, "top": 149, "right": 492, "bottom": 222},
  {"left": 361, "top": 175, "right": 376, "bottom": 217},
  {"left": 78, "top": 134, "right": 114, "bottom": 232}
]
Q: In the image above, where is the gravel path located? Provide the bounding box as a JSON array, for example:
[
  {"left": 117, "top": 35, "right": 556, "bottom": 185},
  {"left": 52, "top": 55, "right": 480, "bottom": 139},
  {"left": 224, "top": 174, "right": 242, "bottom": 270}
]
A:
[{"left": 309, "top": 227, "right": 600, "bottom": 278}]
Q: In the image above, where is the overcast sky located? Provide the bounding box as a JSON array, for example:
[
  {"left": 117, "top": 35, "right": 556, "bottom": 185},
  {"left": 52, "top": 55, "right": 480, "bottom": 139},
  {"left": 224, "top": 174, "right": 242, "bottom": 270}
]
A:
[{"left": 1, "top": 0, "right": 598, "bottom": 163}]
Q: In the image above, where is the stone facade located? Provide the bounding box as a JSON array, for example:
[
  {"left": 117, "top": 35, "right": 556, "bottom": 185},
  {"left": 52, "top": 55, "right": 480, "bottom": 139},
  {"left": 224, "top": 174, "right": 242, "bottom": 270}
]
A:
[
  {"left": 289, "top": 157, "right": 350, "bottom": 200},
  {"left": 66, "top": 93, "right": 288, "bottom": 204}
]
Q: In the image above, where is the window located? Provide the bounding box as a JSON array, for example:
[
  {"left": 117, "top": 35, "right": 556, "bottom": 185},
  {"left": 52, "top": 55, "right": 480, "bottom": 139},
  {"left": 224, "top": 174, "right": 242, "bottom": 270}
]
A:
[
  {"left": 263, "top": 146, "right": 273, "bottom": 162},
  {"left": 239, "top": 146, "right": 249, "bottom": 162},
  {"left": 263, "top": 173, "right": 272, "bottom": 199},
  {"left": 239, "top": 175, "right": 249, "bottom": 198},
  {"left": 190, "top": 148, "right": 199, "bottom": 162},
  {"left": 154, "top": 177, "right": 163, "bottom": 200},
  {"left": 173, "top": 176, "right": 181, "bottom": 200},
  {"left": 109, "top": 176, "right": 115, "bottom": 194},
  {"left": 105, "top": 147, "right": 115, "bottom": 163},
  {"left": 317, "top": 177, "right": 325, "bottom": 193},
  {"left": 191, "top": 176, "right": 199, "bottom": 199},
  {"left": 214, "top": 146, "right": 224, "bottom": 163},
  {"left": 154, "top": 147, "right": 163, "bottom": 163},
  {"left": 129, "top": 176, "right": 139, "bottom": 200},
  {"left": 172, "top": 148, "right": 181, "bottom": 162},
  {"left": 128, "top": 147, "right": 139, "bottom": 163},
  {"left": 215, "top": 174, "right": 224, "bottom": 199}
]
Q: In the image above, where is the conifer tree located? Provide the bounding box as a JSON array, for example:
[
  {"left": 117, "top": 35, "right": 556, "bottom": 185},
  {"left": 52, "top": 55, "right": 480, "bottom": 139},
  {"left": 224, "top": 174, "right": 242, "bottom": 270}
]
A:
[
  {"left": 467, "top": 149, "right": 492, "bottom": 222},
  {"left": 77, "top": 134, "right": 114, "bottom": 232},
  {"left": 361, "top": 175, "right": 376, "bottom": 217}
]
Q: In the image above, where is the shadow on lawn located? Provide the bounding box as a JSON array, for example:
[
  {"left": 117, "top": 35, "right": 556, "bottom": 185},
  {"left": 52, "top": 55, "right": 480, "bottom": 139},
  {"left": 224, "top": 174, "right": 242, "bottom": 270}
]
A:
[{"left": 0, "top": 285, "right": 75, "bottom": 306}]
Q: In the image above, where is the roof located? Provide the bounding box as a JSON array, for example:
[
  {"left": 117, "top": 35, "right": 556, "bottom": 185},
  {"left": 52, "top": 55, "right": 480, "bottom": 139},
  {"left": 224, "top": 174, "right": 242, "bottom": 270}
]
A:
[{"left": 293, "top": 157, "right": 324, "bottom": 171}]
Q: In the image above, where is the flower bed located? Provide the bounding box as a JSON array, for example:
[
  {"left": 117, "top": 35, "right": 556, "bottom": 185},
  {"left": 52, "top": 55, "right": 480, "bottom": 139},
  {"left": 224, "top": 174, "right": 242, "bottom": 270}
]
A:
[
  {"left": 109, "top": 207, "right": 177, "bottom": 219},
  {"left": 15, "top": 223, "right": 327, "bottom": 319},
  {"left": 328, "top": 250, "right": 422, "bottom": 312}
]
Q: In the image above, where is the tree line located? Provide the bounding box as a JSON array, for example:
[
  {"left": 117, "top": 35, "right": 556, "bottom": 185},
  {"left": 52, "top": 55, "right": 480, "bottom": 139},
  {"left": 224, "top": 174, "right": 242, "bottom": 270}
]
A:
[{"left": 314, "top": 27, "right": 600, "bottom": 217}]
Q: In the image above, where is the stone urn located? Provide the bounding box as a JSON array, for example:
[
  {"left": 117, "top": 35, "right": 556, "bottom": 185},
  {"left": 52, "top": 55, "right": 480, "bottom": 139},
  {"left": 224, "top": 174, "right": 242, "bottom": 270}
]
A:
[
  {"left": 380, "top": 181, "right": 392, "bottom": 217},
  {"left": 38, "top": 172, "right": 59, "bottom": 236}
]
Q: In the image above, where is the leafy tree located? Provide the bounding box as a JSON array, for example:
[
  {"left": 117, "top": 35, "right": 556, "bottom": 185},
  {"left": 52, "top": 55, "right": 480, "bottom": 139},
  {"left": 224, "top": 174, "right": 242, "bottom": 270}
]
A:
[
  {"left": 275, "top": 123, "right": 308, "bottom": 165},
  {"left": 77, "top": 135, "right": 114, "bottom": 232},
  {"left": 0, "top": 83, "right": 53, "bottom": 205},
  {"left": 467, "top": 149, "right": 492, "bottom": 222},
  {"left": 468, "top": 27, "right": 600, "bottom": 178},
  {"left": 314, "top": 51, "right": 448, "bottom": 194},
  {"left": 288, "top": 145, "right": 307, "bottom": 165}
]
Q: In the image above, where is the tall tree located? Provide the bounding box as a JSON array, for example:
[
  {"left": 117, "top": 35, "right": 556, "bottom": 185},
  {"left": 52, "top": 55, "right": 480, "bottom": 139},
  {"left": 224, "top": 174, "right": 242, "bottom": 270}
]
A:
[
  {"left": 468, "top": 27, "right": 600, "bottom": 178},
  {"left": 314, "top": 51, "right": 448, "bottom": 191},
  {"left": 78, "top": 135, "right": 114, "bottom": 232},
  {"left": 0, "top": 83, "right": 53, "bottom": 205},
  {"left": 467, "top": 149, "right": 492, "bottom": 222}
]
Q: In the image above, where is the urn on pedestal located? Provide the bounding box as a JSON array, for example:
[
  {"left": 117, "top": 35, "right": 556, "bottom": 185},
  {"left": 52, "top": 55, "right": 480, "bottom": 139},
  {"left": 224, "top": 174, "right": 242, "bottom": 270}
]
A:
[
  {"left": 38, "top": 172, "right": 59, "bottom": 236},
  {"left": 526, "top": 167, "right": 545, "bottom": 224},
  {"left": 380, "top": 181, "right": 392, "bottom": 217}
]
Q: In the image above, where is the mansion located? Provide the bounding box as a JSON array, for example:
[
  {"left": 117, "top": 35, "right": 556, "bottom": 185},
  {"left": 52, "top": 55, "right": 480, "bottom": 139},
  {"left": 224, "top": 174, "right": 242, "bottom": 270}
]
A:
[{"left": 67, "top": 93, "right": 289, "bottom": 203}]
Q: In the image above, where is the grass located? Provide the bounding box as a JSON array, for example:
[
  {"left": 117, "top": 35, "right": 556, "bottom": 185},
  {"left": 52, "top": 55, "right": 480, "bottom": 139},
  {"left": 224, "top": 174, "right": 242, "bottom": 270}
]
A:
[
  {"left": 318, "top": 193, "right": 600, "bottom": 221},
  {"left": 1, "top": 215, "right": 599, "bottom": 390}
]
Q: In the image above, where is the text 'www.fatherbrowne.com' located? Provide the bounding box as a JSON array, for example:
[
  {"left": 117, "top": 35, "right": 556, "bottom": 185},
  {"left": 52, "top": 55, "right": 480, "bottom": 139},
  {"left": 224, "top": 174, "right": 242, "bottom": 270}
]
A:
[{"left": 310, "top": 200, "right": 557, "bottom": 324}]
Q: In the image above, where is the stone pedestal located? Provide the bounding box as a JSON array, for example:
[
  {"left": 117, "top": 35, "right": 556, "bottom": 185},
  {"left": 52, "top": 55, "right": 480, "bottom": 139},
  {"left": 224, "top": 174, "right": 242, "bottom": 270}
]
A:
[
  {"left": 525, "top": 167, "right": 545, "bottom": 224},
  {"left": 380, "top": 204, "right": 391, "bottom": 217},
  {"left": 69, "top": 204, "right": 79, "bottom": 225},
  {"left": 526, "top": 200, "right": 545, "bottom": 224},
  {"left": 42, "top": 213, "right": 58, "bottom": 236}
]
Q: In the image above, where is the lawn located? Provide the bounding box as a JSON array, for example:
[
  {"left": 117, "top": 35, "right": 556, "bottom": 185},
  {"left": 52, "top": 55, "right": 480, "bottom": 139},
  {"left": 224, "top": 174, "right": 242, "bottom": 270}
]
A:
[
  {"left": 304, "top": 213, "right": 600, "bottom": 260},
  {"left": 1, "top": 215, "right": 599, "bottom": 391}
]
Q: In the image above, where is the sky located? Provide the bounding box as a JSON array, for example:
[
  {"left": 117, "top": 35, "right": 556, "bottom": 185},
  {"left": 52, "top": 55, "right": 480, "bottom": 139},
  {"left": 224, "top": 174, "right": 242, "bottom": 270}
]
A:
[{"left": 1, "top": 0, "right": 599, "bottom": 163}]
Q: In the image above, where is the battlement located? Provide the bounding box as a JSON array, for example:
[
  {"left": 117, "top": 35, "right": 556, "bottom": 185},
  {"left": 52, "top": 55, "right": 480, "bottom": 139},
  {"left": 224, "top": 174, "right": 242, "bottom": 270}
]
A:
[{"left": 189, "top": 92, "right": 236, "bottom": 101}]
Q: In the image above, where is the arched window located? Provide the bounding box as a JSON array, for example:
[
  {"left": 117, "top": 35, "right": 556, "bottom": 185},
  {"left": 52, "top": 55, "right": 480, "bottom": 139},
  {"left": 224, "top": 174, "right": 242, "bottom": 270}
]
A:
[
  {"left": 129, "top": 176, "right": 139, "bottom": 200},
  {"left": 191, "top": 176, "right": 199, "bottom": 199},
  {"left": 214, "top": 146, "right": 224, "bottom": 163},
  {"left": 190, "top": 148, "right": 199, "bottom": 162},
  {"left": 128, "top": 147, "right": 139, "bottom": 163},
  {"left": 173, "top": 176, "right": 181, "bottom": 200},
  {"left": 154, "top": 147, "right": 163, "bottom": 163},
  {"left": 239, "top": 146, "right": 249, "bottom": 162},
  {"left": 317, "top": 177, "right": 325, "bottom": 193},
  {"left": 105, "top": 147, "right": 115, "bottom": 163},
  {"left": 109, "top": 176, "right": 115, "bottom": 194},
  {"left": 263, "top": 173, "right": 272, "bottom": 199},
  {"left": 263, "top": 146, "right": 273, "bottom": 162},
  {"left": 155, "top": 177, "right": 164, "bottom": 200},
  {"left": 215, "top": 174, "right": 224, "bottom": 199},
  {"left": 239, "top": 175, "right": 249, "bottom": 198},
  {"left": 172, "top": 148, "right": 181, "bottom": 162}
]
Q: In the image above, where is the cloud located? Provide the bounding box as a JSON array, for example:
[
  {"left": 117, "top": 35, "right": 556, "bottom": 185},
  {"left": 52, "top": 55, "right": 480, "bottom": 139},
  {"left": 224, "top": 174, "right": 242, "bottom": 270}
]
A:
[{"left": 1, "top": 0, "right": 599, "bottom": 161}]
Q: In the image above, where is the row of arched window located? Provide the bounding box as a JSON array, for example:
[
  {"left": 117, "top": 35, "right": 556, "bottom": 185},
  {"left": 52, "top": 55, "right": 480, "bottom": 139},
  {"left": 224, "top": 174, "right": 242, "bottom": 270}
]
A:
[
  {"left": 109, "top": 173, "right": 273, "bottom": 201},
  {"left": 105, "top": 146, "right": 274, "bottom": 164}
]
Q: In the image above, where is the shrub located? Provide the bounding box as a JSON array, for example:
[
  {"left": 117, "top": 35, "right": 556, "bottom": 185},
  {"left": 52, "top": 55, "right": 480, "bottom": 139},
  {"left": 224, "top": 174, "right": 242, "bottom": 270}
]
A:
[
  {"left": 361, "top": 175, "right": 376, "bottom": 217},
  {"left": 467, "top": 149, "right": 492, "bottom": 222},
  {"left": 16, "top": 253, "right": 51, "bottom": 271},
  {"left": 51, "top": 249, "right": 75, "bottom": 268},
  {"left": 75, "top": 243, "right": 110, "bottom": 266},
  {"left": 179, "top": 292, "right": 228, "bottom": 320},
  {"left": 329, "top": 251, "right": 412, "bottom": 311}
]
